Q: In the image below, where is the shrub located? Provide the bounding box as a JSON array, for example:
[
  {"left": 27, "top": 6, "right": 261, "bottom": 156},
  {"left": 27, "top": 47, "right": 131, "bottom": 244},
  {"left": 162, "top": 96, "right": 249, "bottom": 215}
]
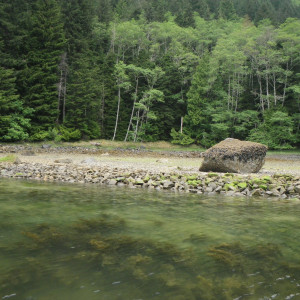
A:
[{"left": 170, "top": 128, "right": 194, "bottom": 146}]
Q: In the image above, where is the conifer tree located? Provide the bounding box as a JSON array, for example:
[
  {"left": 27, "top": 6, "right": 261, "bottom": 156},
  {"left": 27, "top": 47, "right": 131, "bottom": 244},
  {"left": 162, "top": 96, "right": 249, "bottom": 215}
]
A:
[
  {"left": 0, "top": 66, "right": 31, "bottom": 141},
  {"left": 186, "top": 55, "right": 212, "bottom": 145},
  {"left": 65, "top": 52, "right": 102, "bottom": 139},
  {"left": 255, "top": 0, "right": 276, "bottom": 24},
  {"left": 22, "top": 0, "right": 65, "bottom": 138},
  {"left": 218, "top": 0, "right": 237, "bottom": 20},
  {"left": 0, "top": 1, "right": 31, "bottom": 141},
  {"left": 190, "top": 0, "right": 210, "bottom": 19}
]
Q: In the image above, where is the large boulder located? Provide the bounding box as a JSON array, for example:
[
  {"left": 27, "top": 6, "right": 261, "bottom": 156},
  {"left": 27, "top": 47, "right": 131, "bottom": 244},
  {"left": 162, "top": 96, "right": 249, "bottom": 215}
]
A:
[{"left": 199, "top": 138, "right": 268, "bottom": 173}]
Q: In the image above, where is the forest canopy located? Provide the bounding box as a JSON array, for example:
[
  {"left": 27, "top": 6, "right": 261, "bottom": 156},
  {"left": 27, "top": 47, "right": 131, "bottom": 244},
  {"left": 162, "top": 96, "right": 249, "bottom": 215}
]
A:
[{"left": 0, "top": 0, "right": 299, "bottom": 149}]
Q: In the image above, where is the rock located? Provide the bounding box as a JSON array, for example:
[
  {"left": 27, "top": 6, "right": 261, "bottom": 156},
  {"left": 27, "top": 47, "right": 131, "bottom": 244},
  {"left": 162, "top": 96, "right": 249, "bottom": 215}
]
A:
[
  {"left": 81, "top": 158, "right": 97, "bottom": 164},
  {"left": 199, "top": 138, "right": 267, "bottom": 173},
  {"left": 252, "top": 189, "right": 263, "bottom": 196},
  {"left": 134, "top": 178, "right": 144, "bottom": 185},
  {"left": 215, "top": 186, "right": 222, "bottom": 193},
  {"left": 101, "top": 152, "right": 109, "bottom": 156},
  {"left": 91, "top": 142, "right": 101, "bottom": 147},
  {"left": 54, "top": 159, "right": 72, "bottom": 164},
  {"left": 156, "top": 158, "right": 169, "bottom": 163},
  {"left": 13, "top": 157, "right": 22, "bottom": 164},
  {"left": 208, "top": 182, "right": 217, "bottom": 190},
  {"left": 295, "top": 185, "right": 300, "bottom": 194},
  {"left": 163, "top": 180, "right": 175, "bottom": 189},
  {"left": 21, "top": 150, "right": 36, "bottom": 156},
  {"left": 41, "top": 144, "right": 51, "bottom": 149},
  {"left": 108, "top": 179, "right": 117, "bottom": 185}
]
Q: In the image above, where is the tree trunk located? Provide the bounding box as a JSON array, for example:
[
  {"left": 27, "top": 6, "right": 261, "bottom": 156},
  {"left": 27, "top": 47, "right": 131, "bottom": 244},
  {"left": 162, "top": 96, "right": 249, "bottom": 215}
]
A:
[
  {"left": 124, "top": 77, "right": 139, "bottom": 141},
  {"left": 57, "top": 69, "right": 63, "bottom": 124},
  {"left": 266, "top": 73, "right": 270, "bottom": 109},
  {"left": 57, "top": 53, "right": 68, "bottom": 124},
  {"left": 63, "top": 83, "right": 66, "bottom": 123},
  {"left": 227, "top": 77, "right": 231, "bottom": 110},
  {"left": 273, "top": 73, "right": 277, "bottom": 106},
  {"left": 180, "top": 117, "right": 183, "bottom": 134},
  {"left": 100, "top": 85, "right": 105, "bottom": 136},
  {"left": 134, "top": 109, "right": 140, "bottom": 142},
  {"left": 112, "top": 87, "right": 121, "bottom": 141},
  {"left": 282, "top": 62, "right": 289, "bottom": 107},
  {"left": 258, "top": 74, "right": 264, "bottom": 112}
]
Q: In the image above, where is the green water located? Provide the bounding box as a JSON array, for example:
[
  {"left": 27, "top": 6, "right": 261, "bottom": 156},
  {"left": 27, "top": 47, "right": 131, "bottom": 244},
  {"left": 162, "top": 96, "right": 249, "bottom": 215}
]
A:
[{"left": 1, "top": 179, "right": 300, "bottom": 300}]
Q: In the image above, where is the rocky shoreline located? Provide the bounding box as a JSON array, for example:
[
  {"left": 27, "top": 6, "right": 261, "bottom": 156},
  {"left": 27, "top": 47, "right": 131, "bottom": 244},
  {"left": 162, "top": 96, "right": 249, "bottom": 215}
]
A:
[
  {"left": 0, "top": 144, "right": 202, "bottom": 158},
  {"left": 0, "top": 160, "right": 299, "bottom": 200}
]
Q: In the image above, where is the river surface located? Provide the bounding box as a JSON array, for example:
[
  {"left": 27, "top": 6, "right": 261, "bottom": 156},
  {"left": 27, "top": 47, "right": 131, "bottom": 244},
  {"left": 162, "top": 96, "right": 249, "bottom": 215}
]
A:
[{"left": 1, "top": 179, "right": 300, "bottom": 300}]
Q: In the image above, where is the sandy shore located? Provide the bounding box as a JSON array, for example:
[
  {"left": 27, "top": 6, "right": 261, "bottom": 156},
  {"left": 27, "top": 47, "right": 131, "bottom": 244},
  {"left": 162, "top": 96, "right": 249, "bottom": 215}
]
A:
[
  {"left": 3, "top": 151, "right": 299, "bottom": 176},
  {"left": 0, "top": 147, "right": 299, "bottom": 199}
]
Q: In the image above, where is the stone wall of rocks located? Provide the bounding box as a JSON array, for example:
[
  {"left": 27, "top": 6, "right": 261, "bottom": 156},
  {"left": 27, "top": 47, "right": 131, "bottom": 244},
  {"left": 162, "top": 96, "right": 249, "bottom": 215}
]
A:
[
  {"left": 0, "top": 162, "right": 299, "bottom": 199},
  {"left": 0, "top": 144, "right": 202, "bottom": 158}
]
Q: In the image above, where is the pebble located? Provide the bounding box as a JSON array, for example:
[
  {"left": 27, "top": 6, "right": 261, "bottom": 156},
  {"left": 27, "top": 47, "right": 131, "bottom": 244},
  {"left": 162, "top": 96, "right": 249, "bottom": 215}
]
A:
[{"left": 0, "top": 146, "right": 299, "bottom": 200}]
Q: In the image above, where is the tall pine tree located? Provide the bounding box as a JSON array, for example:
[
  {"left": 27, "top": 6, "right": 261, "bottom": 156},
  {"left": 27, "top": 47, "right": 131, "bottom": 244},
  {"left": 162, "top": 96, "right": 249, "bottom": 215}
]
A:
[
  {"left": 0, "top": 1, "right": 31, "bottom": 141},
  {"left": 21, "top": 0, "right": 65, "bottom": 138}
]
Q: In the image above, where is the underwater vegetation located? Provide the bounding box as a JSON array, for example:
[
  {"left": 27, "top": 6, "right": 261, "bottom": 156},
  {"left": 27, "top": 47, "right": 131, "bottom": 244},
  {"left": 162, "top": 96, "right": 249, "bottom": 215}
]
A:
[{"left": 1, "top": 213, "right": 300, "bottom": 300}]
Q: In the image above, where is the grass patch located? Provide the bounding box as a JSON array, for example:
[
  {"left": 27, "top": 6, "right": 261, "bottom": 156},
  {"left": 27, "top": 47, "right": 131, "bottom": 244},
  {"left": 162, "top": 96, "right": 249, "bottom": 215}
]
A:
[
  {"left": 30, "top": 140, "right": 205, "bottom": 152},
  {"left": 1, "top": 140, "right": 206, "bottom": 152},
  {"left": 0, "top": 155, "right": 17, "bottom": 163},
  {"left": 267, "top": 149, "right": 300, "bottom": 156}
]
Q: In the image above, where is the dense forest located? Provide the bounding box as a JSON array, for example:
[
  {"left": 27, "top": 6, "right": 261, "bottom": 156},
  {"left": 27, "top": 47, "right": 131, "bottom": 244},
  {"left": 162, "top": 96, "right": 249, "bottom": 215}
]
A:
[{"left": 0, "top": 0, "right": 299, "bottom": 149}]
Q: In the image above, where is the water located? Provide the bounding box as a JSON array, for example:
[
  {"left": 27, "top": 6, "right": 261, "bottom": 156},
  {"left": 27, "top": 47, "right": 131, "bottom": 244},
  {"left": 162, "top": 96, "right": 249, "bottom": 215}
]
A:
[{"left": 1, "top": 179, "right": 300, "bottom": 300}]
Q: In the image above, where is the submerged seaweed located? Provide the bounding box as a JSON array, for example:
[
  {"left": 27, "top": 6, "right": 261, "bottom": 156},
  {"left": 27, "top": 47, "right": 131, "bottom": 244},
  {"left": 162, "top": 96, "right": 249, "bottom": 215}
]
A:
[{"left": 1, "top": 180, "right": 300, "bottom": 299}]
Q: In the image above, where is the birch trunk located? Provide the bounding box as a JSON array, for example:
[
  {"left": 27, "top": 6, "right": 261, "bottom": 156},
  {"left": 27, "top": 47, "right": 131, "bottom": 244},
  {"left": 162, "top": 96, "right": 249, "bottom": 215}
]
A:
[
  {"left": 112, "top": 87, "right": 121, "bottom": 141},
  {"left": 124, "top": 77, "right": 139, "bottom": 141}
]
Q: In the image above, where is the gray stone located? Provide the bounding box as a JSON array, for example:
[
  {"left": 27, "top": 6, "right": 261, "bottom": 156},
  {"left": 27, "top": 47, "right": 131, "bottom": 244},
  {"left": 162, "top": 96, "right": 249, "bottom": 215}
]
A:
[
  {"left": 13, "top": 157, "right": 22, "bottom": 164},
  {"left": 215, "top": 186, "right": 222, "bottom": 193},
  {"left": 156, "top": 158, "right": 169, "bottom": 164},
  {"left": 199, "top": 138, "right": 267, "bottom": 173},
  {"left": 208, "top": 182, "right": 217, "bottom": 190},
  {"left": 21, "top": 150, "right": 36, "bottom": 156},
  {"left": 252, "top": 189, "right": 263, "bottom": 196},
  {"left": 205, "top": 186, "right": 213, "bottom": 193},
  {"left": 101, "top": 153, "right": 110, "bottom": 156},
  {"left": 54, "top": 159, "right": 72, "bottom": 164},
  {"left": 163, "top": 180, "right": 175, "bottom": 189},
  {"left": 134, "top": 178, "right": 144, "bottom": 185},
  {"left": 81, "top": 158, "right": 97, "bottom": 164},
  {"left": 108, "top": 179, "right": 117, "bottom": 185}
]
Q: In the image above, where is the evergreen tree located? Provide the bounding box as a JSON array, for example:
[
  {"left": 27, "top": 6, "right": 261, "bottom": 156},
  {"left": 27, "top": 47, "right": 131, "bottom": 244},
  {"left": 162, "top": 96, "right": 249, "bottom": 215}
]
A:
[
  {"left": 0, "top": 1, "right": 31, "bottom": 141},
  {"left": 0, "top": 66, "right": 31, "bottom": 141},
  {"left": 186, "top": 55, "right": 212, "bottom": 145},
  {"left": 218, "top": 0, "right": 237, "bottom": 20},
  {"left": 277, "top": 0, "right": 298, "bottom": 23},
  {"left": 21, "top": 0, "right": 65, "bottom": 138},
  {"left": 60, "top": 0, "right": 94, "bottom": 54},
  {"left": 255, "top": 0, "right": 277, "bottom": 24},
  {"left": 190, "top": 0, "right": 210, "bottom": 19},
  {"left": 65, "top": 52, "right": 102, "bottom": 139}
]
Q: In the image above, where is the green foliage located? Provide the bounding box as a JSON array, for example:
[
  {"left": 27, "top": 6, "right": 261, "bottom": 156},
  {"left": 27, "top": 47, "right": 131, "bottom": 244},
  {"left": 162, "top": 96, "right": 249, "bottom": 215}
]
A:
[
  {"left": 170, "top": 128, "right": 194, "bottom": 146},
  {"left": 29, "top": 130, "right": 51, "bottom": 142},
  {"left": 218, "top": 0, "right": 237, "bottom": 20},
  {"left": 0, "top": 67, "right": 31, "bottom": 142},
  {"left": 248, "top": 111, "right": 296, "bottom": 149},
  {"left": 65, "top": 52, "right": 102, "bottom": 139},
  {"left": 22, "top": 0, "right": 65, "bottom": 134},
  {"left": 0, "top": 155, "right": 17, "bottom": 163},
  {"left": 59, "top": 127, "right": 82, "bottom": 141},
  {"left": 0, "top": 0, "right": 299, "bottom": 146}
]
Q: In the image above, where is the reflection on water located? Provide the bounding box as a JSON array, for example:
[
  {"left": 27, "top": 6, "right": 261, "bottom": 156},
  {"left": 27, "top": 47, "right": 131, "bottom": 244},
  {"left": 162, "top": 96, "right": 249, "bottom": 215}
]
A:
[{"left": 0, "top": 179, "right": 300, "bottom": 300}]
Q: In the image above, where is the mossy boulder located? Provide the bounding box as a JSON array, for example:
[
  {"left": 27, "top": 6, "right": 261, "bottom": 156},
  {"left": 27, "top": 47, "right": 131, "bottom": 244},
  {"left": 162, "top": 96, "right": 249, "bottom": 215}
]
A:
[{"left": 199, "top": 138, "right": 267, "bottom": 174}]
